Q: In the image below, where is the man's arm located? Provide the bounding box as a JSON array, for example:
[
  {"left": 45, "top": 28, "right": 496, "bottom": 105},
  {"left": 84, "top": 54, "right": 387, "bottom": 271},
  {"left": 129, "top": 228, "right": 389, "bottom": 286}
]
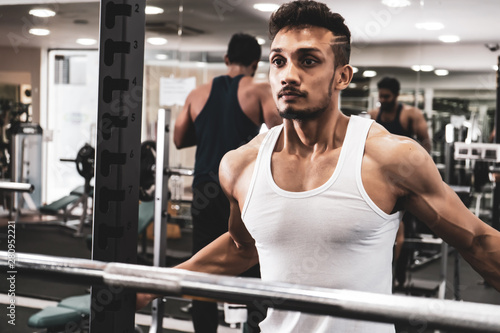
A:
[
  {"left": 137, "top": 150, "right": 258, "bottom": 309},
  {"left": 390, "top": 140, "right": 500, "bottom": 290},
  {"left": 411, "top": 108, "right": 432, "bottom": 153},
  {"left": 177, "top": 150, "right": 259, "bottom": 275},
  {"left": 173, "top": 91, "right": 197, "bottom": 149}
]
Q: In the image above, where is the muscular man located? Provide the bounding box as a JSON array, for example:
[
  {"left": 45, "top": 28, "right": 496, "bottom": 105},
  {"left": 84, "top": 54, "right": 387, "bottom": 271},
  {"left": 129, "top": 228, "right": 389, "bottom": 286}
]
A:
[
  {"left": 369, "top": 77, "right": 431, "bottom": 152},
  {"left": 369, "top": 77, "right": 432, "bottom": 288},
  {"left": 173, "top": 33, "right": 282, "bottom": 332},
  {"left": 140, "top": 2, "right": 500, "bottom": 332}
]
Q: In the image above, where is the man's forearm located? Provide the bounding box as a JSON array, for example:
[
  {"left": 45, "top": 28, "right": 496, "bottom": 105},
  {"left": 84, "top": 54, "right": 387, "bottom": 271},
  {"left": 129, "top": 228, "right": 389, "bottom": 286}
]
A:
[
  {"left": 459, "top": 226, "right": 500, "bottom": 292},
  {"left": 177, "top": 232, "right": 258, "bottom": 276}
]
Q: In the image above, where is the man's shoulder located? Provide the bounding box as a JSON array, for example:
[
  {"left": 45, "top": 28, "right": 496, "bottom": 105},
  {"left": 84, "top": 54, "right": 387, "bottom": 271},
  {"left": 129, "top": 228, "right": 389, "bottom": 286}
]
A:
[
  {"left": 401, "top": 104, "right": 424, "bottom": 118},
  {"left": 222, "top": 133, "right": 266, "bottom": 168},
  {"left": 239, "top": 76, "right": 270, "bottom": 92},
  {"left": 366, "top": 122, "right": 423, "bottom": 162},
  {"left": 219, "top": 132, "right": 267, "bottom": 195}
]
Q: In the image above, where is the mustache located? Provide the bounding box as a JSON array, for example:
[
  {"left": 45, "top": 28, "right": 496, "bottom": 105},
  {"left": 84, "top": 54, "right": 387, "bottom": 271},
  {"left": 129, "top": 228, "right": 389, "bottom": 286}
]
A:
[{"left": 277, "top": 87, "right": 307, "bottom": 98}]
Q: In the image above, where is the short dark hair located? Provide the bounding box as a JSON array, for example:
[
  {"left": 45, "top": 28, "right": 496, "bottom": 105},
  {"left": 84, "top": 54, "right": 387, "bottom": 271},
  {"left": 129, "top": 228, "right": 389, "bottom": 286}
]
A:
[
  {"left": 377, "top": 77, "right": 400, "bottom": 95},
  {"left": 269, "top": 0, "right": 351, "bottom": 68},
  {"left": 226, "top": 33, "right": 262, "bottom": 66}
]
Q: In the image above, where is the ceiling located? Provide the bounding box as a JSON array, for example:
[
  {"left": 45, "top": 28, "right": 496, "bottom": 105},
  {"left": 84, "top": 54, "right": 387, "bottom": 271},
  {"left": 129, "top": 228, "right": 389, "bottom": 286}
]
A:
[{"left": 1, "top": 0, "right": 500, "bottom": 71}]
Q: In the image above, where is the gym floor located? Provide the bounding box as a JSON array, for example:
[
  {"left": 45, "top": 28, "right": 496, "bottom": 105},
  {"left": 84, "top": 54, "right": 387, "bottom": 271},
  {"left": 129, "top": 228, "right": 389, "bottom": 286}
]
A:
[{"left": 1, "top": 215, "right": 499, "bottom": 333}]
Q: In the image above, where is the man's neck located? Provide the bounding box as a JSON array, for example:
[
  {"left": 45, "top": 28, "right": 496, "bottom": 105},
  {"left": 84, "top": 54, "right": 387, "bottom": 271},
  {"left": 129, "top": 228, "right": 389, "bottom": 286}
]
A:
[
  {"left": 281, "top": 108, "right": 349, "bottom": 155},
  {"left": 226, "top": 64, "right": 253, "bottom": 78},
  {"left": 381, "top": 102, "right": 399, "bottom": 115}
]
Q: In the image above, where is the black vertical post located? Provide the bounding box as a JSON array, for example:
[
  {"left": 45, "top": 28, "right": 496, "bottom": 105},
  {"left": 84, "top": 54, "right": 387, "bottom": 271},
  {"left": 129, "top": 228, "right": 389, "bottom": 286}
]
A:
[
  {"left": 90, "top": 0, "right": 145, "bottom": 332},
  {"left": 493, "top": 55, "right": 500, "bottom": 230}
]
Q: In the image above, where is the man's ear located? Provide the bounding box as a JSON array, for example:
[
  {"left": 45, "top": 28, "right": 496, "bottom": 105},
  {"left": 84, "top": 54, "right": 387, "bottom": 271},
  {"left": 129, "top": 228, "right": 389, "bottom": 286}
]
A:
[
  {"left": 224, "top": 55, "right": 230, "bottom": 66},
  {"left": 335, "top": 64, "right": 353, "bottom": 90}
]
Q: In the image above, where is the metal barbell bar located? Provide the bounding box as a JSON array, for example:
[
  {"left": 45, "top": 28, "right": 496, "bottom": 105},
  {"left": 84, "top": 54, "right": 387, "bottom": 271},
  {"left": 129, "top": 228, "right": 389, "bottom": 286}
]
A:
[
  {"left": 0, "top": 181, "right": 34, "bottom": 193},
  {"left": 2, "top": 251, "right": 500, "bottom": 332}
]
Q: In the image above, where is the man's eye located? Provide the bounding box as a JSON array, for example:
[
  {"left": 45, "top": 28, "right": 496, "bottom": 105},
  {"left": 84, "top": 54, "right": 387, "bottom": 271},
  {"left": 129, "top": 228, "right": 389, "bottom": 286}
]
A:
[
  {"left": 303, "top": 59, "right": 316, "bottom": 66},
  {"left": 272, "top": 58, "right": 284, "bottom": 66}
]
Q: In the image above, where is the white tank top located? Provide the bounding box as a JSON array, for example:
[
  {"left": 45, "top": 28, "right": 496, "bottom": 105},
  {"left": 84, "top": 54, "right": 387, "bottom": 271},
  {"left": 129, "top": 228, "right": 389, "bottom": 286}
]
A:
[{"left": 241, "top": 116, "right": 401, "bottom": 333}]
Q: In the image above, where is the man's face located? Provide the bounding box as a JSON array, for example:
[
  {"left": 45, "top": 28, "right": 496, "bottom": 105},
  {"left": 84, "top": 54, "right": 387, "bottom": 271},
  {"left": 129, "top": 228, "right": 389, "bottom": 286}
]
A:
[
  {"left": 269, "top": 26, "right": 338, "bottom": 121},
  {"left": 378, "top": 88, "right": 398, "bottom": 112}
]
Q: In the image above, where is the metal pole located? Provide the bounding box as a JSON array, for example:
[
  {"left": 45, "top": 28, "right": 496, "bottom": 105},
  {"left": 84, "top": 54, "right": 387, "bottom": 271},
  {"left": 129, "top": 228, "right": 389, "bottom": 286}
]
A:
[
  {"left": 0, "top": 181, "right": 34, "bottom": 193},
  {"left": 492, "top": 55, "right": 500, "bottom": 230},
  {"left": 149, "top": 108, "right": 171, "bottom": 333},
  {"left": 91, "top": 0, "right": 145, "bottom": 331},
  {"left": 2, "top": 251, "right": 500, "bottom": 333}
]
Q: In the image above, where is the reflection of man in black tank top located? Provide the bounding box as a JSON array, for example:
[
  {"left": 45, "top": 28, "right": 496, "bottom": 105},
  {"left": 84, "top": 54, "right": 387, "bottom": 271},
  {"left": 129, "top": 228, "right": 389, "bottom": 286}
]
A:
[
  {"left": 369, "top": 77, "right": 430, "bottom": 151},
  {"left": 173, "top": 33, "right": 282, "bottom": 333},
  {"left": 376, "top": 103, "right": 413, "bottom": 137},
  {"left": 369, "top": 77, "right": 432, "bottom": 290}
]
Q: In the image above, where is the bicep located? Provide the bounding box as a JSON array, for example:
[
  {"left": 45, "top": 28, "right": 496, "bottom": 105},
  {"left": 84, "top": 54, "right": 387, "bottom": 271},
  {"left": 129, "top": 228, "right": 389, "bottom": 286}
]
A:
[
  {"left": 219, "top": 154, "right": 259, "bottom": 263},
  {"left": 400, "top": 149, "right": 479, "bottom": 249},
  {"left": 406, "top": 181, "right": 481, "bottom": 249}
]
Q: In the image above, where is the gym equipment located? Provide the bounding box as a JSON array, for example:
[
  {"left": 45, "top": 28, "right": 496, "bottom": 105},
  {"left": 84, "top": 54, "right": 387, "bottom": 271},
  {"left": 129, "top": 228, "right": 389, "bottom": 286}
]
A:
[
  {"left": 91, "top": 1, "right": 146, "bottom": 330},
  {"left": 493, "top": 56, "right": 500, "bottom": 230},
  {"left": 28, "top": 294, "right": 90, "bottom": 332},
  {"left": 0, "top": 181, "right": 34, "bottom": 192},
  {"left": 30, "top": 201, "right": 155, "bottom": 333},
  {"left": 139, "top": 140, "right": 156, "bottom": 202},
  {"left": 2, "top": 251, "right": 500, "bottom": 333},
  {"left": 137, "top": 139, "right": 193, "bottom": 202},
  {"left": 60, "top": 144, "right": 96, "bottom": 181},
  {"left": 10, "top": 122, "right": 43, "bottom": 213},
  {"left": 40, "top": 144, "right": 95, "bottom": 236},
  {"left": 454, "top": 142, "right": 500, "bottom": 162},
  {"left": 28, "top": 293, "right": 143, "bottom": 333}
]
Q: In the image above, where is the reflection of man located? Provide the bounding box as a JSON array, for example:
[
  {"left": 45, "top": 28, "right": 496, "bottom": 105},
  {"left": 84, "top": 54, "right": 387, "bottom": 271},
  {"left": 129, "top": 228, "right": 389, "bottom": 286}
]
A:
[
  {"left": 139, "top": 1, "right": 500, "bottom": 332},
  {"left": 369, "top": 77, "right": 432, "bottom": 288},
  {"left": 173, "top": 33, "right": 282, "bottom": 333},
  {"left": 369, "top": 77, "right": 431, "bottom": 152}
]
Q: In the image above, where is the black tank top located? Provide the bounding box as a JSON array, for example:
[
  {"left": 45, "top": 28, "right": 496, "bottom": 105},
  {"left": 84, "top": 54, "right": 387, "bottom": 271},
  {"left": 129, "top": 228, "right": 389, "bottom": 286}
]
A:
[
  {"left": 193, "top": 75, "right": 260, "bottom": 186},
  {"left": 376, "top": 103, "right": 413, "bottom": 138}
]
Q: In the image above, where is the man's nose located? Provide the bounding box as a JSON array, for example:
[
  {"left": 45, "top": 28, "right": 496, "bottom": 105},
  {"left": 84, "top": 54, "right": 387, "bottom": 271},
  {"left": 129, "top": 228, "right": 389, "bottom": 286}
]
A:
[{"left": 281, "top": 62, "right": 300, "bottom": 86}]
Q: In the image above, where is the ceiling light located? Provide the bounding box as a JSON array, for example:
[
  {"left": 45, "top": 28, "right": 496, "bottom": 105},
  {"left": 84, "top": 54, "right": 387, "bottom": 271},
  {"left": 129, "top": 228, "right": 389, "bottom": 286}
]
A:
[
  {"left": 196, "top": 62, "right": 206, "bottom": 67},
  {"left": 253, "top": 3, "right": 280, "bottom": 12},
  {"left": 381, "top": 0, "right": 411, "bottom": 8},
  {"left": 434, "top": 69, "right": 449, "bottom": 76},
  {"left": 493, "top": 65, "right": 498, "bottom": 71},
  {"left": 256, "top": 37, "right": 266, "bottom": 45},
  {"left": 351, "top": 66, "right": 359, "bottom": 74},
  {"left": 155, "top": 54, "right": 168, "bottom": 60},
  {"left": 415, "top": 22, "right": 444, "bottom": 31},
  {"left": 76, "top": 38, "right": 97, "bottom": 46},
  {"left": 348, "top": 83, "right": 357, "bottom": 88},
  {"left": 29, "top": 28, "right": 50, "bottom": 36},
  {"left": 145, "top": 6, "right": 164, "bottom": 15},
  {"left": 362, "top": 70, "right": 377, "bottom": 78},
  {"left": 438, "top": 35, "right": 460, "bottom": 43},
  {"left": 420, "top": 65, "right": 434, "bottom": 72},
  {"left": 147, "top": 37, "right": 167, "bottom": 45},
  {"left": 29, "top": 8, "right": 56, "bottom": 17},
  {"left": 412, "top": 65, "right": 434, "bottom": 72}
]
